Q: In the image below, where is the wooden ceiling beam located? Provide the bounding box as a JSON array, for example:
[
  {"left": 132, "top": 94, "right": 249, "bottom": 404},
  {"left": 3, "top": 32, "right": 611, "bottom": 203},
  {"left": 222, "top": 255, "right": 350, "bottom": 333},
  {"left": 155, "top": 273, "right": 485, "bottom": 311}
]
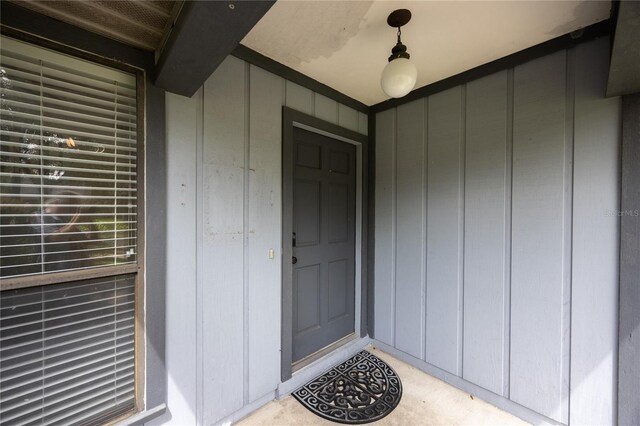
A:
[{"left": 154, "top": 0, "right": 275, "bottom": 97}]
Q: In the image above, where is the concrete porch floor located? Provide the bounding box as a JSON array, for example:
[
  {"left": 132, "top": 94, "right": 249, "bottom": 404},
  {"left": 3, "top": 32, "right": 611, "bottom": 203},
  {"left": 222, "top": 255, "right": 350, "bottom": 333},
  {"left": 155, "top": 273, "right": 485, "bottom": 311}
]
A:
[{"left": 237, "top": 346, "right": 528, "bottom": 425}]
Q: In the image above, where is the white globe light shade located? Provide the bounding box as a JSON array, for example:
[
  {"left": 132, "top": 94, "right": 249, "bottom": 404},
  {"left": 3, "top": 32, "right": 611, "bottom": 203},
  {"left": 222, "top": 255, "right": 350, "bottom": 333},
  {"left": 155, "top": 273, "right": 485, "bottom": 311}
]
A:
[{"left": 380, "top": 57, "right": 417, "bottom": 98}]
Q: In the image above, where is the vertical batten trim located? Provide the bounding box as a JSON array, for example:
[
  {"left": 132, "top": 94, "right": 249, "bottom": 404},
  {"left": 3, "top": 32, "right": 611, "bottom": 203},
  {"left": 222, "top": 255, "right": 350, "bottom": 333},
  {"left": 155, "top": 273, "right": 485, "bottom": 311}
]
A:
[
  {"left": 195, "top": 87, "right": 205, "bottom": 426},
  {"left": 562, "top": 47, "right": 576, "bottom": 425},
  {"left": 458, "top": 85, "right": 467, "bottom": 376},
  {"left": 392, "top": 107, "right": 398, "bottom": 347},
  {"left": 367, "top": 113, "right": 376, "bottom": 339},
  {"left": 243, "top": 62, "right": 251, "bottom": 405},
  {"left": 311, "top": 91, "right": 316, "bottom": 117},
  {"left": 283, "top": 79, "right": 288, "bottom": 110},
  {"left": 283, "top": 77, "right": 288, "bottom": 111},
  {"left": 421, "top": 97, "right": 428, "bottom": 361},
  {"left": 423, "top": 97, "right": 430, "bottom": 362},
  {"left": 504, "top": 68, "right": 514, "bottom": 399}
]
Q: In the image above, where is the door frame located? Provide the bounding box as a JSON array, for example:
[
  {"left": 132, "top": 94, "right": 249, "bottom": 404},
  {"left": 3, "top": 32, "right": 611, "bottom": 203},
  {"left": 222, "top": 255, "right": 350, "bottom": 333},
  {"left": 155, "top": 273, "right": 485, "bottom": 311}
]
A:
[{"left": 281, "top": 107, "right": 369, "bottom": 381}]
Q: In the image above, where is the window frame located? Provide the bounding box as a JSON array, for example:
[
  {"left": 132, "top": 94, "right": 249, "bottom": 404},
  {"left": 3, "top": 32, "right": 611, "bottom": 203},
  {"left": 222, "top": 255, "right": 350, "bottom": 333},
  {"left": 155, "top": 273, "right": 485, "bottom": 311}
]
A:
[{"left": 0, "top": 26, "right": 147, "bottom": 419}]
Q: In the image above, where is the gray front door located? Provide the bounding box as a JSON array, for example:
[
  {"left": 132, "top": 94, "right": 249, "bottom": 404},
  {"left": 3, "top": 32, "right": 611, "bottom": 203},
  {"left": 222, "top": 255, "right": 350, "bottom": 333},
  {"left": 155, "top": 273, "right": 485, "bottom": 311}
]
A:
[{"left": 292, "top": 127, "right": 356, "bottom": 363}]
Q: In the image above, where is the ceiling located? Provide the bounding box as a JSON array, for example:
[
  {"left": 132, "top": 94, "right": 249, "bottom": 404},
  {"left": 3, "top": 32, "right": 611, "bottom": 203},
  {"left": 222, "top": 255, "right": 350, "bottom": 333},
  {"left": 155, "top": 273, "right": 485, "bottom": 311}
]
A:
[
  {"left": 7, "top": 1, "right": 611, "bottom": 104},
  {"left": 10, "top": 0, "right": 181, "bottom": 51},
  {"left": 242, "top": 0, "right": 612, "bottom": 105}
]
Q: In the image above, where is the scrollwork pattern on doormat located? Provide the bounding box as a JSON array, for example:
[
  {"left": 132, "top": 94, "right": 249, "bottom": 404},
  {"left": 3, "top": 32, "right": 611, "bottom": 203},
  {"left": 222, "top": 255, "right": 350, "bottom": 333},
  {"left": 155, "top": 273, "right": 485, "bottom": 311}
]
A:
[{"left": 293, "top": 350, "right": 403, "bottom": 424}]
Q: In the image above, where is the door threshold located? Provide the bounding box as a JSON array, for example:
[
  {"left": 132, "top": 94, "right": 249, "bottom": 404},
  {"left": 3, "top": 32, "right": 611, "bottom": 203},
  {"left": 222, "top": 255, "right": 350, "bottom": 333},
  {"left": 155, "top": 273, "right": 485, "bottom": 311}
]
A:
[{"left": 292, "top": 332, "right": 358, "bottom": 373}]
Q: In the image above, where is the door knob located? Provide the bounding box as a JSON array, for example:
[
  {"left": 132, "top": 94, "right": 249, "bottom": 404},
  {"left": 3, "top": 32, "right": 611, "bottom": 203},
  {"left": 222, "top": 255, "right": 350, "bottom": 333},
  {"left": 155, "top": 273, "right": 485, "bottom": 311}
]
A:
[{"left": 292, "top": 256, "right": 298, "bottom": 264}]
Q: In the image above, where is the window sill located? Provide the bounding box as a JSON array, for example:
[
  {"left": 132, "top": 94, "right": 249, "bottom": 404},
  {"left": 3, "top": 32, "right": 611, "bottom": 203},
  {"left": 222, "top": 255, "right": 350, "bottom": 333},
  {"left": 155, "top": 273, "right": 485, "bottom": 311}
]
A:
[{"left": 116, "top": 404, "right": 167, "bottom": 426}]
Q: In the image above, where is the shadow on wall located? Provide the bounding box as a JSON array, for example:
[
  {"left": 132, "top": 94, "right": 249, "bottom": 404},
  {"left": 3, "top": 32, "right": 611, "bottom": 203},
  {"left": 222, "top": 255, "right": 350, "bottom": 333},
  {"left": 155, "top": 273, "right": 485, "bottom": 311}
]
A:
[{"left": 145, "top": 318, "right": 197, "bottom": 425}]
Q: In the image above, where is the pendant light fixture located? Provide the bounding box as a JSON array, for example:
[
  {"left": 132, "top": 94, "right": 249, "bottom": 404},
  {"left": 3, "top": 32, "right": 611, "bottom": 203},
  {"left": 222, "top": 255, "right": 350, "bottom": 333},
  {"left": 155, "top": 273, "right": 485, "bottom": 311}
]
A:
[{"left": 380, "top": 9, "right": 417, "bottom": 98}]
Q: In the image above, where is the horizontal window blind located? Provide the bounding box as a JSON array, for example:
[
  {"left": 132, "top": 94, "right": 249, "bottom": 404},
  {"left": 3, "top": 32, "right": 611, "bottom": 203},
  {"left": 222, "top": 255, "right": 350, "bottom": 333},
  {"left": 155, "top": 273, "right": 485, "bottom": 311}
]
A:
[
  {"left": 0, "top": 36, "right": 139, "bottom": 279},
  {"left": 0, "top": 274, "right": 136, "bottom": 425}
]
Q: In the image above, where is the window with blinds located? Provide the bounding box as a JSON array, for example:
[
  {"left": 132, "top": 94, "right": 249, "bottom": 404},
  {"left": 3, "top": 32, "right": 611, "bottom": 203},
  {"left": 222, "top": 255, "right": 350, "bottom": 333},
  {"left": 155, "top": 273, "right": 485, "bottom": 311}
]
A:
[
  {"left": 0, "top": 36, "right": 141, "bottom": 426},
  {"left": 0, "top": 36, "right": 138, "bottom": 279},
  {"left": 0, "top": 275, "right": 136, "bottom": 425}
]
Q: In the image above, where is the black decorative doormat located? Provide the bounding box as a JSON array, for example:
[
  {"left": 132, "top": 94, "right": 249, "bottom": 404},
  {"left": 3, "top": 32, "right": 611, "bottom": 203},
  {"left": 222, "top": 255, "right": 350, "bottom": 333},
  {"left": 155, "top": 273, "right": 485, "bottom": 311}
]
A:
[{"left": 292, "top": 350, "right": 402, "bottom": 424}]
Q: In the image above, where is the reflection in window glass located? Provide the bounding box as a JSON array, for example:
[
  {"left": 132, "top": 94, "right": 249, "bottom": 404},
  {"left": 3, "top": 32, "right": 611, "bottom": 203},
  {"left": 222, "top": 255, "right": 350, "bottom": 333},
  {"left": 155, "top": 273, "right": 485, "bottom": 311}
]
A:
[{"left": 0, "top": 39, "right": 138, "bottom": 278}]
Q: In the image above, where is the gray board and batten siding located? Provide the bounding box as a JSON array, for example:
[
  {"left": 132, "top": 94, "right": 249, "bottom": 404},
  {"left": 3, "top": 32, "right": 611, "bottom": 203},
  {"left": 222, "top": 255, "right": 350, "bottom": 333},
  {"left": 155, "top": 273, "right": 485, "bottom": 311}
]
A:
[
  {"left": 374, "top": 37, "right": 620, "bottom": 425},
  {"left": 160, "top": 55, "right": 368, "bottom": 425}
]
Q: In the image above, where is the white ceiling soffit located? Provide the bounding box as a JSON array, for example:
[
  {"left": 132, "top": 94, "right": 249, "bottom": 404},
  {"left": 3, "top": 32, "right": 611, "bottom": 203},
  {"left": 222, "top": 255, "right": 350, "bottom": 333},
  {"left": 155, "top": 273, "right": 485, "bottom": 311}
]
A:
[{"left": 242, "top": 0, "right": 611, "bottom": 105}]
